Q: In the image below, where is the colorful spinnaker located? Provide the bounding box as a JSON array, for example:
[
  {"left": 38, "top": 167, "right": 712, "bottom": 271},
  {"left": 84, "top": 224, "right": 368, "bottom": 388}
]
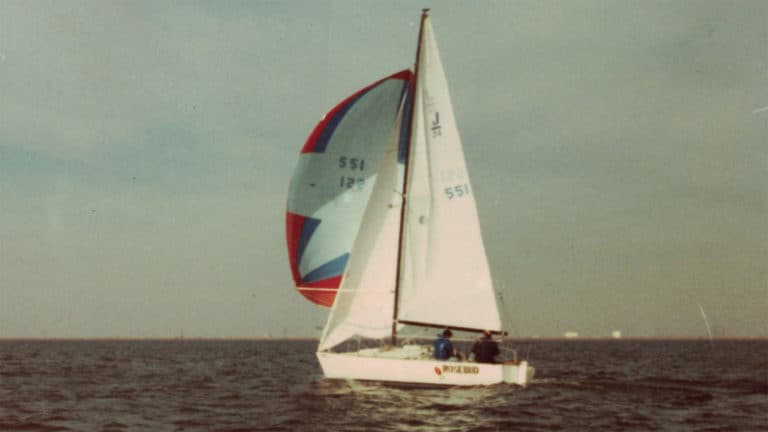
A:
[{"left": 286, "top": 70, "right": 411, "bottom": 306}]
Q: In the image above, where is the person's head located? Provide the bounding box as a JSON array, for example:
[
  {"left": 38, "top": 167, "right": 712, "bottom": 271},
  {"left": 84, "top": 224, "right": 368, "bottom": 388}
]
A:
[
  {"left": 442, "top": 329, "right": 452, "bottom": 338},
  {"left": 483, "top": 330, "right": 493, "bottom": 338}
]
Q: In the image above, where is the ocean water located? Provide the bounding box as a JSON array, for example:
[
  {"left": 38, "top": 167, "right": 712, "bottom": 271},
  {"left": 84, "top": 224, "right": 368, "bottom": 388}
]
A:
[{"left": 0, "top": 339, "right": 765, "bottom": 431}]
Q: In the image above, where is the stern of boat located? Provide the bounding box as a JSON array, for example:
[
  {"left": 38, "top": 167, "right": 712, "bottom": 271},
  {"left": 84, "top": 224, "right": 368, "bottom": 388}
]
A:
[{"left": 502, "top": 360, "right": 534, "bottom": 386}]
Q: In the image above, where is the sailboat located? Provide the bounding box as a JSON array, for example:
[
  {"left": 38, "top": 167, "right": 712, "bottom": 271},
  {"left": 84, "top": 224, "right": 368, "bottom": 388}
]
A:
[{"left": 286, "top": 9, "right": 534, "bottom": 386}]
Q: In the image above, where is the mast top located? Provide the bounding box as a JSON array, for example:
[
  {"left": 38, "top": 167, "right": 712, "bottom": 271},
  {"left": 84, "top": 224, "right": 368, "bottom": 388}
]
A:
[{"left": 422, "top": 8, "right": 430, "bottom": 15}]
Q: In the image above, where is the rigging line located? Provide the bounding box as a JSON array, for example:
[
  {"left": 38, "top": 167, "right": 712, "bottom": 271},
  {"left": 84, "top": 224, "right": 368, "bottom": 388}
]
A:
[{"left": 698, "top": 303, "right": 714, "bottom": 348}]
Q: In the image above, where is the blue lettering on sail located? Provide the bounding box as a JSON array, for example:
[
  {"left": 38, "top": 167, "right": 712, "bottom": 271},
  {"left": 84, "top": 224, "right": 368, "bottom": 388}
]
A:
[{"left": 431, "top": 112, "right": 442, "bottom": 138}]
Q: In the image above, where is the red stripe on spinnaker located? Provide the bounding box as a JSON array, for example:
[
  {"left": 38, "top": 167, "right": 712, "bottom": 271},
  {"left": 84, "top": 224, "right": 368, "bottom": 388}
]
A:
[
  {"left": 285, "top": 212, "right": 306, "bottom": 286},
  {"left": 287, "top": 212, "right": 342, "bottom": 308},
  {"left": 297, "top": 276, "right": 343, "bottom": 307},
  {"left": 301, "top": 69, "right": 413, "bottom": 154}
]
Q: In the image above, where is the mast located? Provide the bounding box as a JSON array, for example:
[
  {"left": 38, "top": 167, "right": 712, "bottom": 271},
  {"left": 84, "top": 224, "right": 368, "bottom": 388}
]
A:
[{"left": 391, "top": 9, "right": 429, "bottom": 345}]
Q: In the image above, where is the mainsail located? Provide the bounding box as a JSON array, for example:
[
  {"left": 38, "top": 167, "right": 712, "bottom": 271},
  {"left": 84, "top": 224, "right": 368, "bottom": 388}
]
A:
[
  {"left": 396, "top": 17, "right": 502, "bottom": 332},
  {"left": 286, "top": 71, "right": 411, "bottom": 306}
]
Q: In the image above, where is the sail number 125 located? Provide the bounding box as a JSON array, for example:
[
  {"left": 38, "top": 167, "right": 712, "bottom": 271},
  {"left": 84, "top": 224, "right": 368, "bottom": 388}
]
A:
[
  {"left": 444, "top": 184, "right": 470, "bottom": 199},
  {"left": 338, "top": 156, "right": 366, "bottom": 190}
]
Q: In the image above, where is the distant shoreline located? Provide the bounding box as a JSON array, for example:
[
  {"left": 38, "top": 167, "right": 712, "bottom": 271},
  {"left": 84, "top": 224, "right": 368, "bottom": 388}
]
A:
[
  {"left": 0, "top": 337, "right": 319, "bottom": 342},
  {"left": 0, "top": 336, "right": 765, "bottom": 342}
]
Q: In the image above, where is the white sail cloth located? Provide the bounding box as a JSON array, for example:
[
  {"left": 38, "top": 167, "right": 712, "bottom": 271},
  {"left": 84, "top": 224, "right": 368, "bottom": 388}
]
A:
[
  {"left": 396, "top": 18, "right": 502, "bottom": 332},
  {"left": 319, "top": 16, "right": 502, "bottom": 351},
  {"left": 318, "top": 102, "right": 406, "bottom": 351}
]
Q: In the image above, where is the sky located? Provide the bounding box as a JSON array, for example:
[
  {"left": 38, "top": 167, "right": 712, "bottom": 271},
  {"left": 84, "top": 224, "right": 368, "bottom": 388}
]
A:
[{"left": 0, "top": 1, "right": 765, "bottom": 338}]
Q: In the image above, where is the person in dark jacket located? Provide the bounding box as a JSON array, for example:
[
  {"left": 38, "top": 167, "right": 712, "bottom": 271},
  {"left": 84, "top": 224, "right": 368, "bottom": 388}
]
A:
[
  {"left": 433, "top": 329, "right": 455, "bottom": 360},
  {"left": 471, "top": 330, "right": 500, "bottom": 363}
]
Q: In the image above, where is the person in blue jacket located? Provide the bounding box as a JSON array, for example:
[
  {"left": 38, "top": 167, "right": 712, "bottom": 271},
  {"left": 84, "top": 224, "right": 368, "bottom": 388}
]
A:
[{"left": 433, "top": 329, "right": 456, "bottom": 360}]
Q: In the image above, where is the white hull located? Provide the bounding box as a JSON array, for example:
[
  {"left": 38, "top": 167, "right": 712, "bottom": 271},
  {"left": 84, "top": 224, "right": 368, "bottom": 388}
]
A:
[{"left": 317, "top": 345, "right": 534, "bottom": 386}]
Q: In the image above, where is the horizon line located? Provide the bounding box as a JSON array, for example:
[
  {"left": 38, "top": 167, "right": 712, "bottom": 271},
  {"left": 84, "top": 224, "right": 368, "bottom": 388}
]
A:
[{"left": 0, "top": 336, "right": 765, "bottom": 342}]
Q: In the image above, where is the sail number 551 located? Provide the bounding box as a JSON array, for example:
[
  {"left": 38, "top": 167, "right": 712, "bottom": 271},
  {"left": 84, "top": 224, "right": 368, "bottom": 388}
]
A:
[
  {"left": 339, "top": 156, "right": 365, "bottom": 171},
  {"left": 338, "top": 156, "right": 366, "bottom": 190},
  {"left": 444, "top": 184, "right": 470, "bottom": 199}
]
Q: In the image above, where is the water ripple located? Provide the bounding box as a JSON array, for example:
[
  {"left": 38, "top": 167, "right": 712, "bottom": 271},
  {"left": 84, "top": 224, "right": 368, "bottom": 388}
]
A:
[{"left": 0, "top": 339, "right": 766, "bottom": 431}]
